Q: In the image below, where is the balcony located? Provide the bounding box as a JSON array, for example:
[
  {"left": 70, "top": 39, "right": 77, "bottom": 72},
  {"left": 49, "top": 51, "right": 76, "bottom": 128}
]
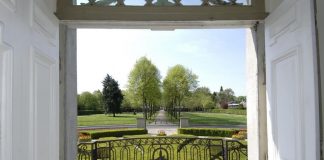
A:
[{"left": 77, "top": 137, "right": 247, "bottom": 160}]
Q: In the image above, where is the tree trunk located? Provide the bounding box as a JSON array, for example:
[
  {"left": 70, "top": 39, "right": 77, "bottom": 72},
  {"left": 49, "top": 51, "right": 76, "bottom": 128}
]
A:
[
  {"left": 169, "top": 106, "right": 173, "bottom": 120},
  {"left": 150, "top": 104, "right": 153, "bottom": 119},
  {"left": 143, "top": 93, "right": 147, "bottom": 120},
  {"left": 178, "top": 99, "right": 181, "bottom": 118},
  {"left": 143, "top": 106, "right": 147, "bottom": 119}
]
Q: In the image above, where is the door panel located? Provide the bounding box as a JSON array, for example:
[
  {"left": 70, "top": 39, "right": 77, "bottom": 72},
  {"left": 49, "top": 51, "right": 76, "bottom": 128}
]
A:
[
  {"left": 271, "top": 48, "right": 301, "bottom": 160},
  {"left": 0, "top": 25, "right": 13, "bottom": 160},
  {"left": 265, "top": 0, "right": 319, "bottom": 159},
  {"left": 0, "top": 0, "right": 59, "bottom": 160},
  {"left": 31, "top": 48, "right": 58, "bottom": 160}
]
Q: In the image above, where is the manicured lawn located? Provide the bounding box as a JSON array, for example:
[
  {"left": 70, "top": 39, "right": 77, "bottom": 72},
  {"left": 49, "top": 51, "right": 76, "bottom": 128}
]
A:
[
  {"left": 78, "top": 113, "right": 143, "bottom": 126},
  {"left": 180, "top": 112, "right": 246, "bottom": 126}
]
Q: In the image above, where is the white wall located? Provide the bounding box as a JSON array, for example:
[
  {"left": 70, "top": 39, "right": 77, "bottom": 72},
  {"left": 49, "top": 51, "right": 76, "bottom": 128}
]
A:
[{"left": 0, "top": 0, "right": 59, "bottom": 160}]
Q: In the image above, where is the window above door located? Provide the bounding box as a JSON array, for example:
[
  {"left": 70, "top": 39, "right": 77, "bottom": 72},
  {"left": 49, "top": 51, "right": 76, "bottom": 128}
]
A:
[{"left": 55, "top": 0, "right": 267, "bottom": 21}]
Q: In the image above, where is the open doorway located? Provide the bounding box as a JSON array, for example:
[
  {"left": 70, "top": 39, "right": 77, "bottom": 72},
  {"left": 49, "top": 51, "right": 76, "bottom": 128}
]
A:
[{"left": 61, "top": 25, "right": 266, "bottom": 160}]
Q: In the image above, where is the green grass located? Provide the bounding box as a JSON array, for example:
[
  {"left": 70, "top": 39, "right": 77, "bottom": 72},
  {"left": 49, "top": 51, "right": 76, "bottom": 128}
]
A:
[
  {"left": 211, "top": 108, "right": 246, "bottom": 115},
  {"left": 172, "top": 112, "right": 246, "bottom": 126},
  {"left": 77, "top": 113, "right": 143, "bottom": 126},
  {"left": 78, "top": 112, "right": 246, "bottom": 126}
]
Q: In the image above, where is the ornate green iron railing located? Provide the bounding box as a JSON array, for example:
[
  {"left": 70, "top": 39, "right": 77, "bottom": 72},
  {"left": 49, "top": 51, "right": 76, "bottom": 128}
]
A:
[
  {"left": 225, "top": 140, "right": 248, "bottom": 160},
  {"left": 77, "top": 0, "right": 246, "bottom": 7},
  {"left": 77, "top": 137, "right": 247, "bottom": 160}
]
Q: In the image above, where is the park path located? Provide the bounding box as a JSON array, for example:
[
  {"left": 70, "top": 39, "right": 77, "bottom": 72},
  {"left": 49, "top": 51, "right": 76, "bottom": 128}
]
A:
[
  {"left": 150, "top": 110, "right": 170, "bottom": 125},
  {"left": 147, "top": 110, "right": 178, "bottom": 135}
]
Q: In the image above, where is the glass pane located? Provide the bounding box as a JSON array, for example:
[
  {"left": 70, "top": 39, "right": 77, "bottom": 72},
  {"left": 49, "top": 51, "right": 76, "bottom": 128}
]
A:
[
  {"left": 76, "top": 0, "right": 88, "bottom": 5},
  {"left": 75, "top": 0, "right": 250, "bottom": 6},
  {"left": 208, "top": 0, "right": 249, "bottom": 6},
  {"left": 237, "top": 0, "right": 249, "bottom": 5},
  {"left": 77, "top": 0, "right": 118, "bottom": 6},
  {"left": 125, "top": 0, "right": 146, "bottom": 6},
  {"left": 181, "top": 0, "right": 202, "bottom": 6},
  {"left": 152, "top": 0, "right": 174, "bottom": 6}
]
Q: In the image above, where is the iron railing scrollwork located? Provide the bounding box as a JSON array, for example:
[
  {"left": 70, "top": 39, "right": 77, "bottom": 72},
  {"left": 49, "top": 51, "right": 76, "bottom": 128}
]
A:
[
  {"left": 77, "top": 137, "right": 247, "bottom": 160},
  {"left": 78, "top": 0, "right": 244, "bottom": 7},
  {"left": 225, "top": 140, "right": 248, "bottom": 160}
]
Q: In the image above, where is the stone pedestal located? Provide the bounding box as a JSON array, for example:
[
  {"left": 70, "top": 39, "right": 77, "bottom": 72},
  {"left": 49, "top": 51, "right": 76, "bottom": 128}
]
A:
[
  {"left": 137, "top": 118, "right": 146, "bottom": 129},
  {"left": 180, "top": 118, "right": 189, "bottom": 128}
]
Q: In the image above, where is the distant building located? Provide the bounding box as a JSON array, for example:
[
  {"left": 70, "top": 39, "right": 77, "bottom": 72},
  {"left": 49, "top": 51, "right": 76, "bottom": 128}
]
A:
[{"left": 228, "top": 102, "right": 240, "bottom": 109}]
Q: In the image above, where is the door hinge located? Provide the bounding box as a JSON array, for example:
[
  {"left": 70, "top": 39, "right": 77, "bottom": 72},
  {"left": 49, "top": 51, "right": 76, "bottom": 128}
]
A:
[
  {"left": 265, "top": 153, "right": 268, "bottom": 160},
  {"left": 253, "top": 21, "right": 259, "bottom": 32},
  {"left": 321, "top": 138, "right": 323, "bottom": 160}
]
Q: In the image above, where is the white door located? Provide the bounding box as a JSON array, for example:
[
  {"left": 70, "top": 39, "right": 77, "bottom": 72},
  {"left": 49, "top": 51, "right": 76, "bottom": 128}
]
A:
[
  {"left": 265, "top": 0, "right": 319, "bottom": 159},
  {"left": 0, "top": 0, "right": 59, "bottom": 160}
]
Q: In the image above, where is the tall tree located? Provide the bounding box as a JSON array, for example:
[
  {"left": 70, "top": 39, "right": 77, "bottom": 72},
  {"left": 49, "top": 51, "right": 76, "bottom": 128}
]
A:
[
  {"left": 102, "top": 74, "right": 123, "bottom": 117},
  {"left": 211, "top": 92, "right": 220, "bottom": 106},
  {"left": 78, "top": 91, "right": 100, "bottom": 111},
  {"left": 93, "top": 90, "right": 104, "bottom": 110},
  {"left": 163, "top": 64, "right": 198, "bottom": 119},
  {"left": 121, "top": 90, "right": 142, "bottom": 112},
  {"left": 218, "top": 87, "right": 235, "bottom": 109},
  {"left": 182, "top": 87, "right": 215, "bottom": 111},
  {"left": 236, "top": 96, "right": 246, "bottom": 103},
  {"left": 194, "top": 87, "right": 215, "bottom": 111},
  {"left": 127, "top": 57, "right": 161, "bottom": 119},
  {"left": 223, "top": 88, "right": 235, "bottom": 101}
]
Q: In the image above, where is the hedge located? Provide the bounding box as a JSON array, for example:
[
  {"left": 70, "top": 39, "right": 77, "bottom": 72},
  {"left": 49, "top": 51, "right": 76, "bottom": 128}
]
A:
[
  {"left": 178, "top": 128, "right": 241, "bottom": 137},
  {"left": 78, "top": 110, "right": 104, "bottom": 115},
  {"left": 80, "top": 128, "right": 148, "bottom": 139},
  {"left": 211, "top": 109, "right": 246, "bottom": 115}
]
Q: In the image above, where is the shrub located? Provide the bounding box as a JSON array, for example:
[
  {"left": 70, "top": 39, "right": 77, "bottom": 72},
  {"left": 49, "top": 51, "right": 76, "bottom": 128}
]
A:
[
  {"left": 78, "top": 110, "right": 104, "bottom": 115},
  {"left": 211, "top": 109, "right": 246, "bottom": 115},
  {"left": 232, "top": 134, "right": 245, "bottom": 140},
  {"left": 232, "top": 129, "right": 247, "bottom": 140},
  {"left": 220, "top": 102, "right": 228, "bottom": 109},
  {"left": 157, "top": 130, "right": 167, "bottom": 136},
  {"left": 178, "top": 128, "right": 241, "bottom": 137},
  {"left": 80, "top": 128, "right": 148, "bottom": 139},
  {"left": 78, "top": 132, "right": 91, "bottom": 142}
]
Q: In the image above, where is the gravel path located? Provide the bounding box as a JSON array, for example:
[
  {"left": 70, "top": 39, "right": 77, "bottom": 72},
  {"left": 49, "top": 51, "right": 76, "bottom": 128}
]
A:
[{"left": 147, "top": 110, "right": 178, "bottom": 135}]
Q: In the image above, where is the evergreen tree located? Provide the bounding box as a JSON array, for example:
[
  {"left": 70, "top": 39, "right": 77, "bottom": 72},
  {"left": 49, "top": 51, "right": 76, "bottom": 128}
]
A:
[{"left": 102, "top": 74, "right": 123, "bottom": 117}]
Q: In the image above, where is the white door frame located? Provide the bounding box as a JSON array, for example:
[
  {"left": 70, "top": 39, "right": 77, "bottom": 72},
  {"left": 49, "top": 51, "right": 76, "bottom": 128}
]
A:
[
  {"left": 315, "top": 0, "right": 324, "bottom": 158},
  {"left": 55, "top": 2, "right": 323, "bottom": 159}
]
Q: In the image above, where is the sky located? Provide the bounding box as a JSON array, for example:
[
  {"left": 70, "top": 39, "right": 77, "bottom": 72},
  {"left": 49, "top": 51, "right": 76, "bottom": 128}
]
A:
[{"left": 77, "top": 29, "right": 247, "bottom": 96}]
